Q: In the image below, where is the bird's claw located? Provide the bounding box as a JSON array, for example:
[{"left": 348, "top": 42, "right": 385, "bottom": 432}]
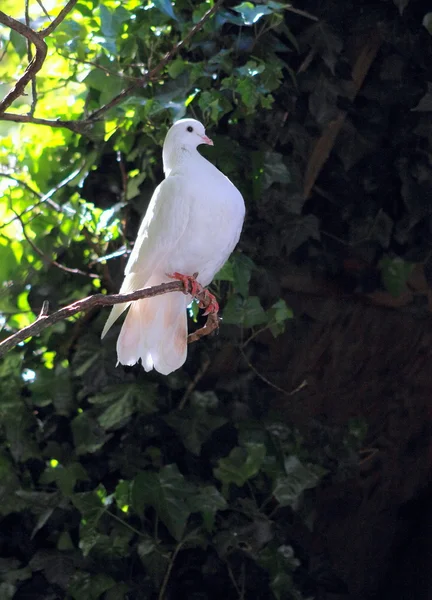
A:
[
  {"left": 167, "top": 271, "right": 201, "bottom": 296},
  {"left": 166, "top": 271, "right": 219, "bottom": 315},
  {"left": 200, "top": 291, "right": 219, "bottom": 316}
]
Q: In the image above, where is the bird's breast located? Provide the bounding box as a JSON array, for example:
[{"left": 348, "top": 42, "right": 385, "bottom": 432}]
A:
[{"left": 164, "top": 173, "right": 245, "bottom": 286}]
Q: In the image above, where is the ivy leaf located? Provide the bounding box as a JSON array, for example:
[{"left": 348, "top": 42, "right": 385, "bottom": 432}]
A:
[
  {"left": 273, "top": 456, "right": 324, "bottom": 508},
  {"left": 89, "top": 383, "right": 158, "bottom": 430},
  {"left": 164, "top": 395, "right": 227, "bottom": 455},
  {"left": 154, "top": 0, "right": 178, "bottom": 21},
  {"left": 263, "top": 152, "right": 291, "bottom": 189},
  {"left": 379, "top": 256, "right": 414, "bottom": 297},
  {"left": 137, "top": 537, "right": 170, "bottom": 589},
  {"left": 132, "top": 465, "right": 195, "bottom": 541},
  {"left": 188, "top": 485, "right": 227, "bottom": 531},
  {"left": 71, "top": 412, "right": 112, "bottom": 455},
  {"left": 0, "top": 583, "right": 15, "bottom": 600},
  {"left": 267, "top": 299, "right": 294, "bottom": 337},
  {"left": 69, "top": 572, "right": 116, "bottom": 600},
  {"left": 393, "top": 0, "right": 410, "bottom": 15},
  {"left": 233, "top": 2, "right": 273, "bottom": 25},
  {"left": 223, "top": 295, "right": 268, "bottom": 328},
  {"left": 215, "top": 260, "right": 235, "bottom": 282},
  {"left": 214, "top": 444, "right": 266, "bottom": 492},
  {"left": 282, "top": 214, "right": 321, "bottom": 255},
  {"left": 258, "top": 544, "right": 301, "bottom": 600},
  {"left": 167, "top": 58, "right": 185, "bottom": 79},
  {"left": 9, "top": 30, "right": 27, "bottom": 59},
  {"left": 233, "top": 254, "right": 255, "bottom": 297}
]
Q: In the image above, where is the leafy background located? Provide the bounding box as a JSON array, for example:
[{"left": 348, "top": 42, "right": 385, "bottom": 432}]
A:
[{"left": 1, "top": 0, "right": 432, "bottom": 598}]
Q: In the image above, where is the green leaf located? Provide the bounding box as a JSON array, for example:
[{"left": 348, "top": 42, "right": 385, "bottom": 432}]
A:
[
  {"left": 0, "top": 240, "right": 18, "bottom": 284},
  {"left": 188, "top": 485, "right": 227, "bottom": 531},
  {"left": 393, "top": 0, "right": 409, "bottom": 15},
  {"left": 258, "top": 544, "right": 301, "bottom": 600},
  {"left": 40, "top": 462, "right": 90, "bottom": 496},
  {"left": 267, "top": 299, "right": 294, "bottom": 337},
  {"left": 164, "top": 393, "right": 227, "bottom": 455},
  {"left": 90, "top": 383, "right": 157, "bottom": 429},
  {"left": 232, "top": 254, "right": 255, "bottom": 296},
  {"left": 282, "top": 214, "right": 321, "bottom": 255},
  {"left": 380, "top": 256, "right": 413, "bottom": 297},
  {"left": 223, "top": 295, "right": 267, "bottom": 328},
  {"left": 154, "top": 0, "right": 178, "bottom": 21},
  {"left": 137, "top": 537, "right": 170, "bottom": 589},
  {"left": 214, "top": 444, "right": 266, "bottom": 492},
  {"left": 9, "top": 30, "right": 27, "bottom": 59},
  {"left": 233, "top": 2, "right": 273, "bottom": 25},
  {"left": 215, "top": 260, "right": 235, "bottom": 282},
  {"left": 71, "top": 412, "right": 112, "bottom": 454},
  {"left": 167, "top": 58, "right": 185, "bottom": 79},
  {"left": 263, "top": 152, "right": 291, "bottom": 189},
  {"left": 0, "top": 583, "right": 16, "bottom": 600},
  {"left": 273, "top": 456, "right": 324, "bottom": 508},
  {"left": 69, "top": 571, "right": 116, "bottom": 600},
  {"left": 132, "top": 465, "right": 195, "bottom": 541}
]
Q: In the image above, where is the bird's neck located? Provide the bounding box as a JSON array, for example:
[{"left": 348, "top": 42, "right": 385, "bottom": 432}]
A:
[{"left": 163, "top": 145, "right": 200, "bottom": 177}]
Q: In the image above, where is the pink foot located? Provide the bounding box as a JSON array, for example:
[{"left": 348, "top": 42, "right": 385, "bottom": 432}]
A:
[
  {"left": 167, "top": 271, "right": 201, "bottom": 296},
  {"left": 200, "top": 289, "right": 219, "bottom": 316},
  {"left": 166, "top": 272, "right": 219, "bottom": 315}
]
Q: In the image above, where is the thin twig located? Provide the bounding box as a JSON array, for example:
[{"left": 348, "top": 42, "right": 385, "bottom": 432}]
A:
[
  {"left": 0, "top": 281, "right": 219, "bottom": 357},
  {"left": 38, "top": 0, "right": 78, "bottom": 38},
  {"left": 24, "top": 0, "right": 38, "bottom": 116},
  {"left": 158, "top": 530, "right": 200, "bottom": 600},
  {"left": 35, "top": 0, "right": 52, "bottom": 22},
  {"left": 240, "top": 347, "right": 307, "bottom": 397},
  {"left": 286, "top": 5, "right": 319, "bottom": 21},
  {"left": 0, "top": 112, "right": 91, "bottom": 132},
  {"left": 117, "top": 151, "right": 128, "bottom": 203},
  {"left": 0, "top": 11, "right": 47, "bottom": 113},
  {"left": 60, "top": 53, "right": 143, "bottom": 82},
  {"left": 178, "top": 356, "right": 211, "bottom": 410}
]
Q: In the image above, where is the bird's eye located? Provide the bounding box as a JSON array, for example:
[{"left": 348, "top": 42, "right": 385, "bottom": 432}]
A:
[{"left": 187, "top": 126, "right": 193, "bottom": 132}]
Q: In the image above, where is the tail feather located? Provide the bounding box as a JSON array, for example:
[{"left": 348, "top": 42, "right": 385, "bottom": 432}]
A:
[
  {"left": 117, "top": 291, "right": 188, "bottom": 375},
  {"left": 101, "top": 273, "right": 146, "bottom": 339}
]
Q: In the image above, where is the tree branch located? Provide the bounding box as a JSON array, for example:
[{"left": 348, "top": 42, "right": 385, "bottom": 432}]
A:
[
  {"left": 0, "top": 112, "right": 91, "bottom": 132},
  {"left": 0, "top": 11, "right": 47, "bottom": 113},
  {"left": 38, "top": 0, "right": 78, "bottom": 38},
  {"left": 0, "top": 282, "right": 220, "bottom": 357}
]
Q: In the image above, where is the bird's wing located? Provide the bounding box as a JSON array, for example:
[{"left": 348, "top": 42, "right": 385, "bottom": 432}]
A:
[{"left": 101, "top": 175, "right": 190, "bottom": 338}]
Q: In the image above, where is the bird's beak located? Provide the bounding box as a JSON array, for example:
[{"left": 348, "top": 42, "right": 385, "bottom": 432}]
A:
[{"left": 201, "top": 134, "right": 214, "bottom": 146}]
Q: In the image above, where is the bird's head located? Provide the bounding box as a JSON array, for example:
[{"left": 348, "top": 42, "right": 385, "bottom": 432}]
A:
[{"left": 162, "top": 118, "right": 213, "bottom": 175}]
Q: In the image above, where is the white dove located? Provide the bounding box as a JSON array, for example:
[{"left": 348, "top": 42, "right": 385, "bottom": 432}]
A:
[{"left": 101, "top": 118, "right": 245, "bottom": 375}]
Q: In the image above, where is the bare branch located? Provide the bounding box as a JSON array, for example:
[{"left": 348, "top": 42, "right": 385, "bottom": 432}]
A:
[
  {"left": 0, "top": 281, "right": 219, "bottom": 357},
  {"left": 38, "top": 0, "right": 78, "bottom": 37},
  {"left": 35, "top": 0, "right": 52, "bottom": 23},
  {"left": 0, "top": 111, "right": 91, "bottom": 132},
  {"left": 60, "top": 53, "right": 143, "bottom": 81},
  {"left": 0, "top": 11, "right": 47, "bottom": 113},
  {"left": 25, "top": 0, "right": 38, "bottom": 116}
]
